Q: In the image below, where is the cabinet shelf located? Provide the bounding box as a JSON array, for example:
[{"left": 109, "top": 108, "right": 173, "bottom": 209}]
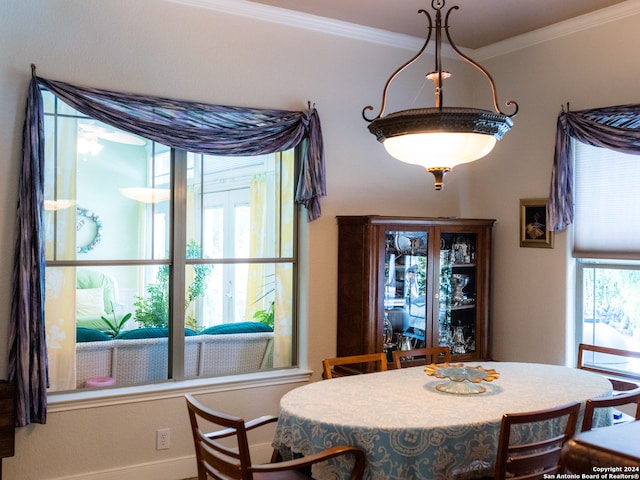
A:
[
  {"left": 337, "top": 215, "right": 494, "bottom": 366},
  {"left": 447, "top": 304, "right": 476, "bottom": 311}
]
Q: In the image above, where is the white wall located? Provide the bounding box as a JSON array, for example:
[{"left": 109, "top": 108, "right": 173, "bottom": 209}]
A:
[
  {"left": 0, "top": 0, "right": 639, "bottom": 478},
  {"left": 464, "top": 10, "right": 640, "bottom": 364}
]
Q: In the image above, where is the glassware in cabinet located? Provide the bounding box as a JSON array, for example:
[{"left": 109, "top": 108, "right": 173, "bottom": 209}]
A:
[
  {"left": 439, "top": 233, "right": 478, "bottom": 356},
  {"left": 383, "top": 230, "right": 428, "bottom": 357},
  {"left": 336, "top": 216, "right": 494, "bottom": 367}
]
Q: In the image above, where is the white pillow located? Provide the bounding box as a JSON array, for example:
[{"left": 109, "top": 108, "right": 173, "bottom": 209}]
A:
[{"left": 76, "top": 287, "right": 105, "bottom": 317}]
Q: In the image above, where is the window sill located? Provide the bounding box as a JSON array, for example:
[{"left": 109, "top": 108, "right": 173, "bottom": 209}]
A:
[{"left": 47, "top": 368, "right": 313, "bottom": 412}]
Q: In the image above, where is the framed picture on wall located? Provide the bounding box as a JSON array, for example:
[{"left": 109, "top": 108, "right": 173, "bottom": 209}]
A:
[{"left": 520, "top": 198, "right": 554, "bottom": 248}]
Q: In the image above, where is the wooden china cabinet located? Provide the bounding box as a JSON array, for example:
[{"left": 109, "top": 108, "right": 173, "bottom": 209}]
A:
[{"left": 336, "top": 216, "right": 495, "bottom": 369}]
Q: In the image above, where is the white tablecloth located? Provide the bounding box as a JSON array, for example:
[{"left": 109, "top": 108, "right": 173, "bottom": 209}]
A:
[{"left": 272, "top": 362, "right": 612, "bottom": 480}]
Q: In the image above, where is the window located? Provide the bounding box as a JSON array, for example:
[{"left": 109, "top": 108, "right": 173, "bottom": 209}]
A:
[
  {"left": 43, "top": 91, "right": 298, "bottom": 392},
  {"left": 574, "top": 140, "right": 640, "bottom": 375}
]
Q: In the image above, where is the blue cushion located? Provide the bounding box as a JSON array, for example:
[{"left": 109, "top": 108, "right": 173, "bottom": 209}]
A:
[
  {"left": 115, "top": 327, "right": 198, "bottom": 339},
  {"left": 76, "top": 327, "right": 112, "bottom": 342},
  {"left": 115, "top": 327, "right": 168, "bottom": 339},
  {"left": 200, "top": 322, "right": 273, "bottom": 335}
]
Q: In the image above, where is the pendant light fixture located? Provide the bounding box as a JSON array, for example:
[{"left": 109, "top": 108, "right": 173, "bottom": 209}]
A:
[{"left": 363, "top": 0, "right": 518, "bottom": 190}]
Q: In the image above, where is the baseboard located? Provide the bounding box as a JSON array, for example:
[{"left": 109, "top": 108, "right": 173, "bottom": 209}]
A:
[
  {"left": 46, "top": 442, "right": 275, "bottom": 479},
  {"left": 44, "top": 455, "right": 195, "bottom": 480}
]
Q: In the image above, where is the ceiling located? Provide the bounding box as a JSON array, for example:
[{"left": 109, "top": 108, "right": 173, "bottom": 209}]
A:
[{"left": 248, "top": 0, "right": 627, "bottom": 49}]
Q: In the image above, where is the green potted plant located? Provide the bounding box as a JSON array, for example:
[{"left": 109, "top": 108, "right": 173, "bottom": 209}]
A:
[
  {"left": 251, "top": 273, "right": 275, "bottom": 329},
  {"left": 134, "top": 240, "right": 213, "bottom": 328},
  {"left": 252, "top": 301, "right": 274, "bottom": 329},
  {"left": 100, "top": 311, "right": 132, "bottom": 336}
]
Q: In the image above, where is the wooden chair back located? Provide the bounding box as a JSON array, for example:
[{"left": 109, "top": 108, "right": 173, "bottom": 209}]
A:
[
  {"left": 392, "top": 346, "right": 451, "bottom": 369},
  {"left": 322, "top": 353, "right": 387, "bottom": 379},
  {"left": 577, "top": 343, "right": 640, "bottom": 393},
  {"left": 494, "top": 401, "right": 580, "bottom": 480},
  {"left": 186, "top": 393, "right": 260, "bottom": 479},
  {"left": 581, "top": 390, "right": 640, "bottom": 431},
  {"left": 185, "top": 394, "right": 366, "bottom": 480}
]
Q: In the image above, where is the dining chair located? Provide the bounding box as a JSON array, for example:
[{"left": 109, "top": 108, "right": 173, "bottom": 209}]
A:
[
  {"left": 494, "top": 401, "right": 580, "bottom": 480},
  {"left": 185, "top": 394, "right": 366, "bottom": 480},
  {"left": 577, "top": 343, "right": 640, "bottom": 394},
  {"left": 392, "top": 346, "right": 451, "bottom": 369},
  {"left": 581, "top": 390, "right": 640, "bottom": 431},
  {"left": 322, "top": 353, "right": 387, "bottom": 379}
]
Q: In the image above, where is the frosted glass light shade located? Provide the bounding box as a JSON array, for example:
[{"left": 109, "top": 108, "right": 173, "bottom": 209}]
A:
[
  {"left": 367, "top": 107, "right": 513, "bottom": 189},
  {"left": 383, "top": 131, "right": 497, "bottom": 169}
]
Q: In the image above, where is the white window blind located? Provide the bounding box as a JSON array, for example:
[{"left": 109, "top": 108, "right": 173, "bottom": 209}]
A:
[{"left": 573, "top": 140, "right": 640, "bottom": 259}]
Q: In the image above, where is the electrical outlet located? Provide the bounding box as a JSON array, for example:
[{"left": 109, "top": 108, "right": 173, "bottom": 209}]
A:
[{"left": 156, "top": 428, "right": 170, "bottom": 450}]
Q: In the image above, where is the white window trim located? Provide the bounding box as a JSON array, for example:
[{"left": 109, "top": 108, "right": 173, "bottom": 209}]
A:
[{"left": 47, "top": 368, "right": 312, "bottom": 412}]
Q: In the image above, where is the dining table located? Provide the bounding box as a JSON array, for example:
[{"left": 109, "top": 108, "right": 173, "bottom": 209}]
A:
[{"left": 272, "top": 361, "right": 613, "bottom": 480}]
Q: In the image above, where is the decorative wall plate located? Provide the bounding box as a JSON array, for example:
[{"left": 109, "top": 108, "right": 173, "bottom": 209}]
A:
[
  {"left": 76, "top": 207, "right": 103, "bottom": 254},
  {"left": 424, "top": 363, "right": 499, "bottom": 394}
]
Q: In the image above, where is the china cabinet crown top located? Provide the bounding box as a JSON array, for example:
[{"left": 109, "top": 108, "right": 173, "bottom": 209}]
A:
[{"left": 336, "top": 215, "right": 496, "bottom": 227}]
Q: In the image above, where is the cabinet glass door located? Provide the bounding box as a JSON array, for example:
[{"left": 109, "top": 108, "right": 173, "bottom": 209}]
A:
[
  {"left": 383, "top": 230, "right": 428, "bottom": 355},
  {"left": 439, "top": 233, "right": 477, "bottom": 356}
]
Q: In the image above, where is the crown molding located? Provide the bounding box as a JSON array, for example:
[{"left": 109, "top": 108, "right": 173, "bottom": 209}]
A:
[
  {"left": 168, "top": 0, "right": 640, "bottom": 60},
  {"left": 167, "top": 0, "right": 454, "bottom": 55},
  {"left": 474, "top": 0, "right": 640, "bottom": 60}
]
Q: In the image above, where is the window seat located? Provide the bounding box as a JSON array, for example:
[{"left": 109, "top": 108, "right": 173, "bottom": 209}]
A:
[{"left": 75, "top": 331, "right": 274, "bottom": 388}]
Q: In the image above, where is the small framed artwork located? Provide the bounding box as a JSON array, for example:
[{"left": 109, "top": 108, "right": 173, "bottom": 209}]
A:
[{"left": 520, "top": 198, "right": 554, "bottom": 248}]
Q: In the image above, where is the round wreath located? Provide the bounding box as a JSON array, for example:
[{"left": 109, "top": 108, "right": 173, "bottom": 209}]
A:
[{"left": 76, "top": 207, "right": 103, "bottom": 254}]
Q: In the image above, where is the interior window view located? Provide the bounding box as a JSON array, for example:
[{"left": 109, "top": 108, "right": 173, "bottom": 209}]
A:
[
  {"left": 578, "top": 262, "right": 640, "bottom": 375},
  {"left": 42, "top": 91, "right": 296, "bottom": 392}
]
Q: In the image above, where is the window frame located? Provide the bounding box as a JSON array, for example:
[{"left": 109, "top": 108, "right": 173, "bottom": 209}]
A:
[
  {"left": 568, "top": 142, "right": 640, "bottom": 364},
  {"left": 43, "top": 93, "right": 304, "bottom": 400},
  {"left": 572, "top": 135, "right": 640, "bottom": 366},
  {"left": 575, "top": 259, "right": 640, "bottom": 381},
  {"left": 576, "top": 259, "right": 640, "bottom": 341}
]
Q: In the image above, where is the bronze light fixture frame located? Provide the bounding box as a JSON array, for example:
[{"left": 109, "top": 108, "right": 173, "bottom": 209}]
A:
[{"left": 363, "top": 0, "right": 519, "bottom": 190}]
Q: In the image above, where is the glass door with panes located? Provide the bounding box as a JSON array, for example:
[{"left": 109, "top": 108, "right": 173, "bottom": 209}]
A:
[
  {"left": 383, "top": 230, "right": 428, "bottom": 356},
  {"left": 336, "top": 216, "right": 494, "bottom": 367}
]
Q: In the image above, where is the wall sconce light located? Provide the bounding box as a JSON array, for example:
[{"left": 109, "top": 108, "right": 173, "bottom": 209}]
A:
[{"left": 363, "top": 0, "right": 518, "bottom": 190}]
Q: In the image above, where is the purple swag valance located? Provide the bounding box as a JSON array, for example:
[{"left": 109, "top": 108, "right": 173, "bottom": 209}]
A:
[{"left": 548, "top": 104, "right": 640, "bottom": 232}]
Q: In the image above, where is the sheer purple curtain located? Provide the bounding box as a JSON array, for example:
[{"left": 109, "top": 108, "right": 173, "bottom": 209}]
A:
[
  {"left": 548, "top": 104, "right": 640, "bottom": 231},
  {"left": 9, "top": 79, "right": 48, "bottom": 426},
  {"left": 10, "top": 74, "right": 326, "bottom": 426}
]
